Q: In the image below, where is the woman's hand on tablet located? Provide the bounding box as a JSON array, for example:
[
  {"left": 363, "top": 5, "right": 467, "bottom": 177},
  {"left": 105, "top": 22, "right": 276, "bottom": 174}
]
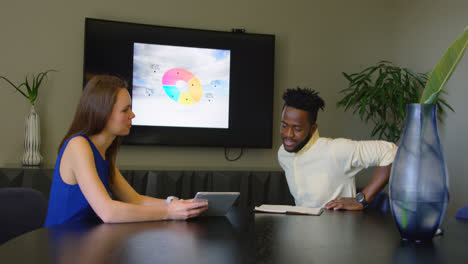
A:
[{"left": 167, "top": 199, "right": 208, "bottom": 220}]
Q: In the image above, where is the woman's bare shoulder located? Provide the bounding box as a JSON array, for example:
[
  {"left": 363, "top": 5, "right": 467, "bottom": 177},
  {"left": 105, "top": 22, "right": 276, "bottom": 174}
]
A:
[
  {"left": 62, "top": 136, "right": 95, "bottom": 162},
  {"left": 66, "top": 136, "right": 91, "bottom": 150},
  {"left": 60, "top": 136, "right": 94, "bottom": 184}
]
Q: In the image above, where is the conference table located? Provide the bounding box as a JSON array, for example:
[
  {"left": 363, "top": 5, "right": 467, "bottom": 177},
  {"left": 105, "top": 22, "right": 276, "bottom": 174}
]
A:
[{"left": 1, "top": 208, "right": 467, "bottom": 263}]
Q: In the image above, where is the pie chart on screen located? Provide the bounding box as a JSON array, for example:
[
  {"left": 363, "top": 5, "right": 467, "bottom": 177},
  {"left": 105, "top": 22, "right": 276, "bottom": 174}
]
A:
[{"left": 162, "top": 68, "right": 203, "bottom": 105}]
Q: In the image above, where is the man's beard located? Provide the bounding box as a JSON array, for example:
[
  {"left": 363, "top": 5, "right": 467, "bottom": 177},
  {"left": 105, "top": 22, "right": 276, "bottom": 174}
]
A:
[{"left": 287, "top": 131, "right": 312, "bottom": 153}]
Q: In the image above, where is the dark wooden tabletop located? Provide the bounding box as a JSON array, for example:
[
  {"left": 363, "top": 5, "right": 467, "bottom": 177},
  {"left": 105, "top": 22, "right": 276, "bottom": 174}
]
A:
[{"left": 1, "top": 208, "right": 467, "bottom": 264}]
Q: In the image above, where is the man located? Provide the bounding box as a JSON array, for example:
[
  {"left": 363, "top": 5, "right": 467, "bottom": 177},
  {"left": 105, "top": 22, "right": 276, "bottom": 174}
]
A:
[{"left": 278, "top": 87, "right": 397, "bottom": 210}]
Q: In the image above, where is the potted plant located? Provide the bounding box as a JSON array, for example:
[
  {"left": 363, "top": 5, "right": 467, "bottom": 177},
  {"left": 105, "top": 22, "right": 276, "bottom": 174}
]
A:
[
  {"left": 338, "top": 26, "right": 467, "bottom": 241},
  {"left": 337, "top": 61, "right": 453, "bottom": 143},
  {"left": 0, "top": 70, "right": 56, "bottom": 166},
  {"left": 390, "top": 26, "right": 466, "bottom": 241}
]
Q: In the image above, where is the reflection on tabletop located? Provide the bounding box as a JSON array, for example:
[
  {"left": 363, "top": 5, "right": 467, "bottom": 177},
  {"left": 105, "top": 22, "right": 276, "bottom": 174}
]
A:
[{"left": 48, "top": 209, "right": 254, "bottom": 264}]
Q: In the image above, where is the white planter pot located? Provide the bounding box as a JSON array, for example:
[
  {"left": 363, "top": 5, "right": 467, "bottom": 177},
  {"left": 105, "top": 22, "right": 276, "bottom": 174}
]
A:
[{"left": 22, "top": 105, "right": 43, "bottom": 166}]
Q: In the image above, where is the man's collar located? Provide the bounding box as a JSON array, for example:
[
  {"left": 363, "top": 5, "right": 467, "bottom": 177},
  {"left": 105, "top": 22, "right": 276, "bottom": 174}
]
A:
[{"left": 296, "top": 129, "right": 319, "bottom": 155}]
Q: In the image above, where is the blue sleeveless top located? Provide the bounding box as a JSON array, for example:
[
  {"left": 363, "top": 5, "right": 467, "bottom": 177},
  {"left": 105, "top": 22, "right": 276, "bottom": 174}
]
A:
[{"left": 44, "top": 135, "right": 110, "bottom": 227}]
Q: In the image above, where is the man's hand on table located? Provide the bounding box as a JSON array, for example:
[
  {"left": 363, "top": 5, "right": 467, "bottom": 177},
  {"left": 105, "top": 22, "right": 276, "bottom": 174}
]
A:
[{"left": 324, "top": 198, "right": 364, "bottom": 211}]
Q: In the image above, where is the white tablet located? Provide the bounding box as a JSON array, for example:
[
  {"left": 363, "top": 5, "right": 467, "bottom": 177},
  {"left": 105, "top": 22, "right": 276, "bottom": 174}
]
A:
[{"left": 193, "top": 192, "right": 240, "bottom": 216}]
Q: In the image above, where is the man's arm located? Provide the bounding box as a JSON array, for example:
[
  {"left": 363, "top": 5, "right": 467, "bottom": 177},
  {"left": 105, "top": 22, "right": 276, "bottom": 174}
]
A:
[{"left": 324, "top": 164, "right": 392, "bottom": 210}]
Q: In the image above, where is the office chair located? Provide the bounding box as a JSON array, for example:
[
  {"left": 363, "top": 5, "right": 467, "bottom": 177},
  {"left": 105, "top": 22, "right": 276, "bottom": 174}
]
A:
[
  {"left": 357, "top": 188, "right": 390, "bottom": 213},
  {"left": 0, "top": 187, "right": 48, "bottom": 245},
  {"left": 367, "top": 191, "right": 390, "bottom": 213},
  {"left": 455, "top": 205, "right": 468, "bottom": 219}
]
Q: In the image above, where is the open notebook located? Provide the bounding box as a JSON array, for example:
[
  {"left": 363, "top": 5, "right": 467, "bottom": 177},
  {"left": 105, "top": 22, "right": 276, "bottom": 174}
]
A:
[{"left": 255, "top": 204, "right": 323, "bottom": 216}]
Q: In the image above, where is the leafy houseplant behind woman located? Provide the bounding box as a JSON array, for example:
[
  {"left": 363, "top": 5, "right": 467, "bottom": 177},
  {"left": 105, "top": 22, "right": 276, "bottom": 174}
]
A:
[{"left": 0, "top": 70, "right": 55, "bottom": 166}]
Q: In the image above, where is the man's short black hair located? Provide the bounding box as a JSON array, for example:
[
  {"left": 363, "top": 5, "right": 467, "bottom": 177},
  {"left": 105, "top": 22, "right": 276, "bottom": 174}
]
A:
[{"left": 282, "top": 87, "right": 325, "bottom": 124}]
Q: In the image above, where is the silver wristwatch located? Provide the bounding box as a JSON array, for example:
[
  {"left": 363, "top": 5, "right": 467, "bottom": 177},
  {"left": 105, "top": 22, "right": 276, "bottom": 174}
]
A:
[
  {"left": 165, "top": 196, "right": 179, "bottom": 205},
  {"left": 355, "top": 192, "right": 368, "bottom": 209}
]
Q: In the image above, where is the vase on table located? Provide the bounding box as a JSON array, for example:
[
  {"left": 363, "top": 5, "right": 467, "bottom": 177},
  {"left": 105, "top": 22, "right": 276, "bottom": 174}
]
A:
[
  {"left": 22, "top": 105, "right": 43, "bottom": 166},
  {"left": 389, "top": 104, "right": 449, "bottom": 241}
]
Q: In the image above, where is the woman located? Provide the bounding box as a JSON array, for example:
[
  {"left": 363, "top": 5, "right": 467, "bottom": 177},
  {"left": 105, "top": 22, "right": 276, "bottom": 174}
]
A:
[{"left": 45, "top": 75, "right": 207, "bottom": 226}]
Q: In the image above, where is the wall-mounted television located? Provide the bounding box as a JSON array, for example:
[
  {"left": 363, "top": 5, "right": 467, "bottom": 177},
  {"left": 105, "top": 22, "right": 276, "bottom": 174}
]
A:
[{"left": 84, "top": 18, "right": 275, "bottom": 148}]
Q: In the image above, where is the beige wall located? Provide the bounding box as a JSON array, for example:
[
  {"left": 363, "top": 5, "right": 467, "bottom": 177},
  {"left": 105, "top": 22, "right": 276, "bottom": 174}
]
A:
[{"left": 0, "top": 0, "right": 466, "bottom": 215}]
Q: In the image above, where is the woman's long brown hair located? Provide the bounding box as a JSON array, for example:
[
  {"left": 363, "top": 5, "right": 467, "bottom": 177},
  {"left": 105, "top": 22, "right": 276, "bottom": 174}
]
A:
[{"left": 59, "top": 75, "right": 128, "bottom": 180}]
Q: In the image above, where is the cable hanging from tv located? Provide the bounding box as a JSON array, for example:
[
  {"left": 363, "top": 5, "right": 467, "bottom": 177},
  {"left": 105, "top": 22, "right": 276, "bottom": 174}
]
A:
[{"left": 224, "top": 147, "right": 244, "bottom": 161}]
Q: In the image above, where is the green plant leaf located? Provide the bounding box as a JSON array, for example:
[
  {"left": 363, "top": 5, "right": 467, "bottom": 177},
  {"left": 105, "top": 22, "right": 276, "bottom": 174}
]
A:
[
  {"left": 371, "top": 123, "right": 382, "bottom": 137},
  {"left": 24, "top": 76, "right": 32, "bottom": 96},
  {"left": 375, "top": 71, "right": 388, "bottom": 88},
  {"left": 378, "top": 60, "right": 392, "bottom": 65},
  {"left": 420, "top": 26, "right": 468, "bottom": 104},
  {"left": 36, "top": 70, "right": 55, "bottom": 92},
  {"left": 342, "top": 72, "right": 353, "bottom": 82},
  {"left": 0, "top": 76, "right": 29, "bottom": 99},
  {"left": 378, "top": 122, "right": 387, "bottom": 139},
  {"left": 0, "top": 70, "right": 56, "bottom": 105},
  {"left": 351, "top": 73, "right": 370, "bottom": 86},
  {"left": 403, "top": 68, "right": 426, "bottom": 87},
  {"left": 437, "top": 97, "right": 455, "bottom": 113},
  {"left": 398, "top": 93, "right": 404, "bottom": 118},
  {"left": 359, "top": 96, "right": 367, "bottom": 119}
]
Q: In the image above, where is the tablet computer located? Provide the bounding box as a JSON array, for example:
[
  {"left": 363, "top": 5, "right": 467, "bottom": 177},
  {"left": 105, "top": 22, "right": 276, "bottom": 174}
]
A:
[{"left": 193, "top": 192, "right": 240, "bottom": 216}]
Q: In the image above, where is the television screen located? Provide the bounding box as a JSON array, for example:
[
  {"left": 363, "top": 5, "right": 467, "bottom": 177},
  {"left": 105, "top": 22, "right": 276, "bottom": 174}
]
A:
[
  {"left": 132, "top": 43, "right": 230, "bottom": 129},
  {"left": 84, "top": 18, "right": 275, "bottom": 148}
]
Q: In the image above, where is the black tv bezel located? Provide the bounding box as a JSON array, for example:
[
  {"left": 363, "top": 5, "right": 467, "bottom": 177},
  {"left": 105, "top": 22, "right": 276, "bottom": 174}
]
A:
[{"left": 84, "top": 18, "right": 275, "bottom": 148}]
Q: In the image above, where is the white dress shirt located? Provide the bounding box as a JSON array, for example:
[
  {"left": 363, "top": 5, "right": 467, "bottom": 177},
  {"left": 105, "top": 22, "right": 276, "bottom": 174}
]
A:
[{"left": 278, "top": 129, "right": 397, "bottom": 208}]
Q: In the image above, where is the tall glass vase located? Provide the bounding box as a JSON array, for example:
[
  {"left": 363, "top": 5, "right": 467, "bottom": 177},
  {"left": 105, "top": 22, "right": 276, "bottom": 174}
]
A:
[
  {"left": 389, "top": 104, "right": 449, "bottom": 241},
  {"left": 22, "top": 105, "right": 43, "bottom": 166}
]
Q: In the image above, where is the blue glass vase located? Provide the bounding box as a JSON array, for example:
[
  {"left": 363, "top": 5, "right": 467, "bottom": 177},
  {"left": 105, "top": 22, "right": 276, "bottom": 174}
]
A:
[{"left": 389, "top": 104, "right": 449, "bottom": 241}]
